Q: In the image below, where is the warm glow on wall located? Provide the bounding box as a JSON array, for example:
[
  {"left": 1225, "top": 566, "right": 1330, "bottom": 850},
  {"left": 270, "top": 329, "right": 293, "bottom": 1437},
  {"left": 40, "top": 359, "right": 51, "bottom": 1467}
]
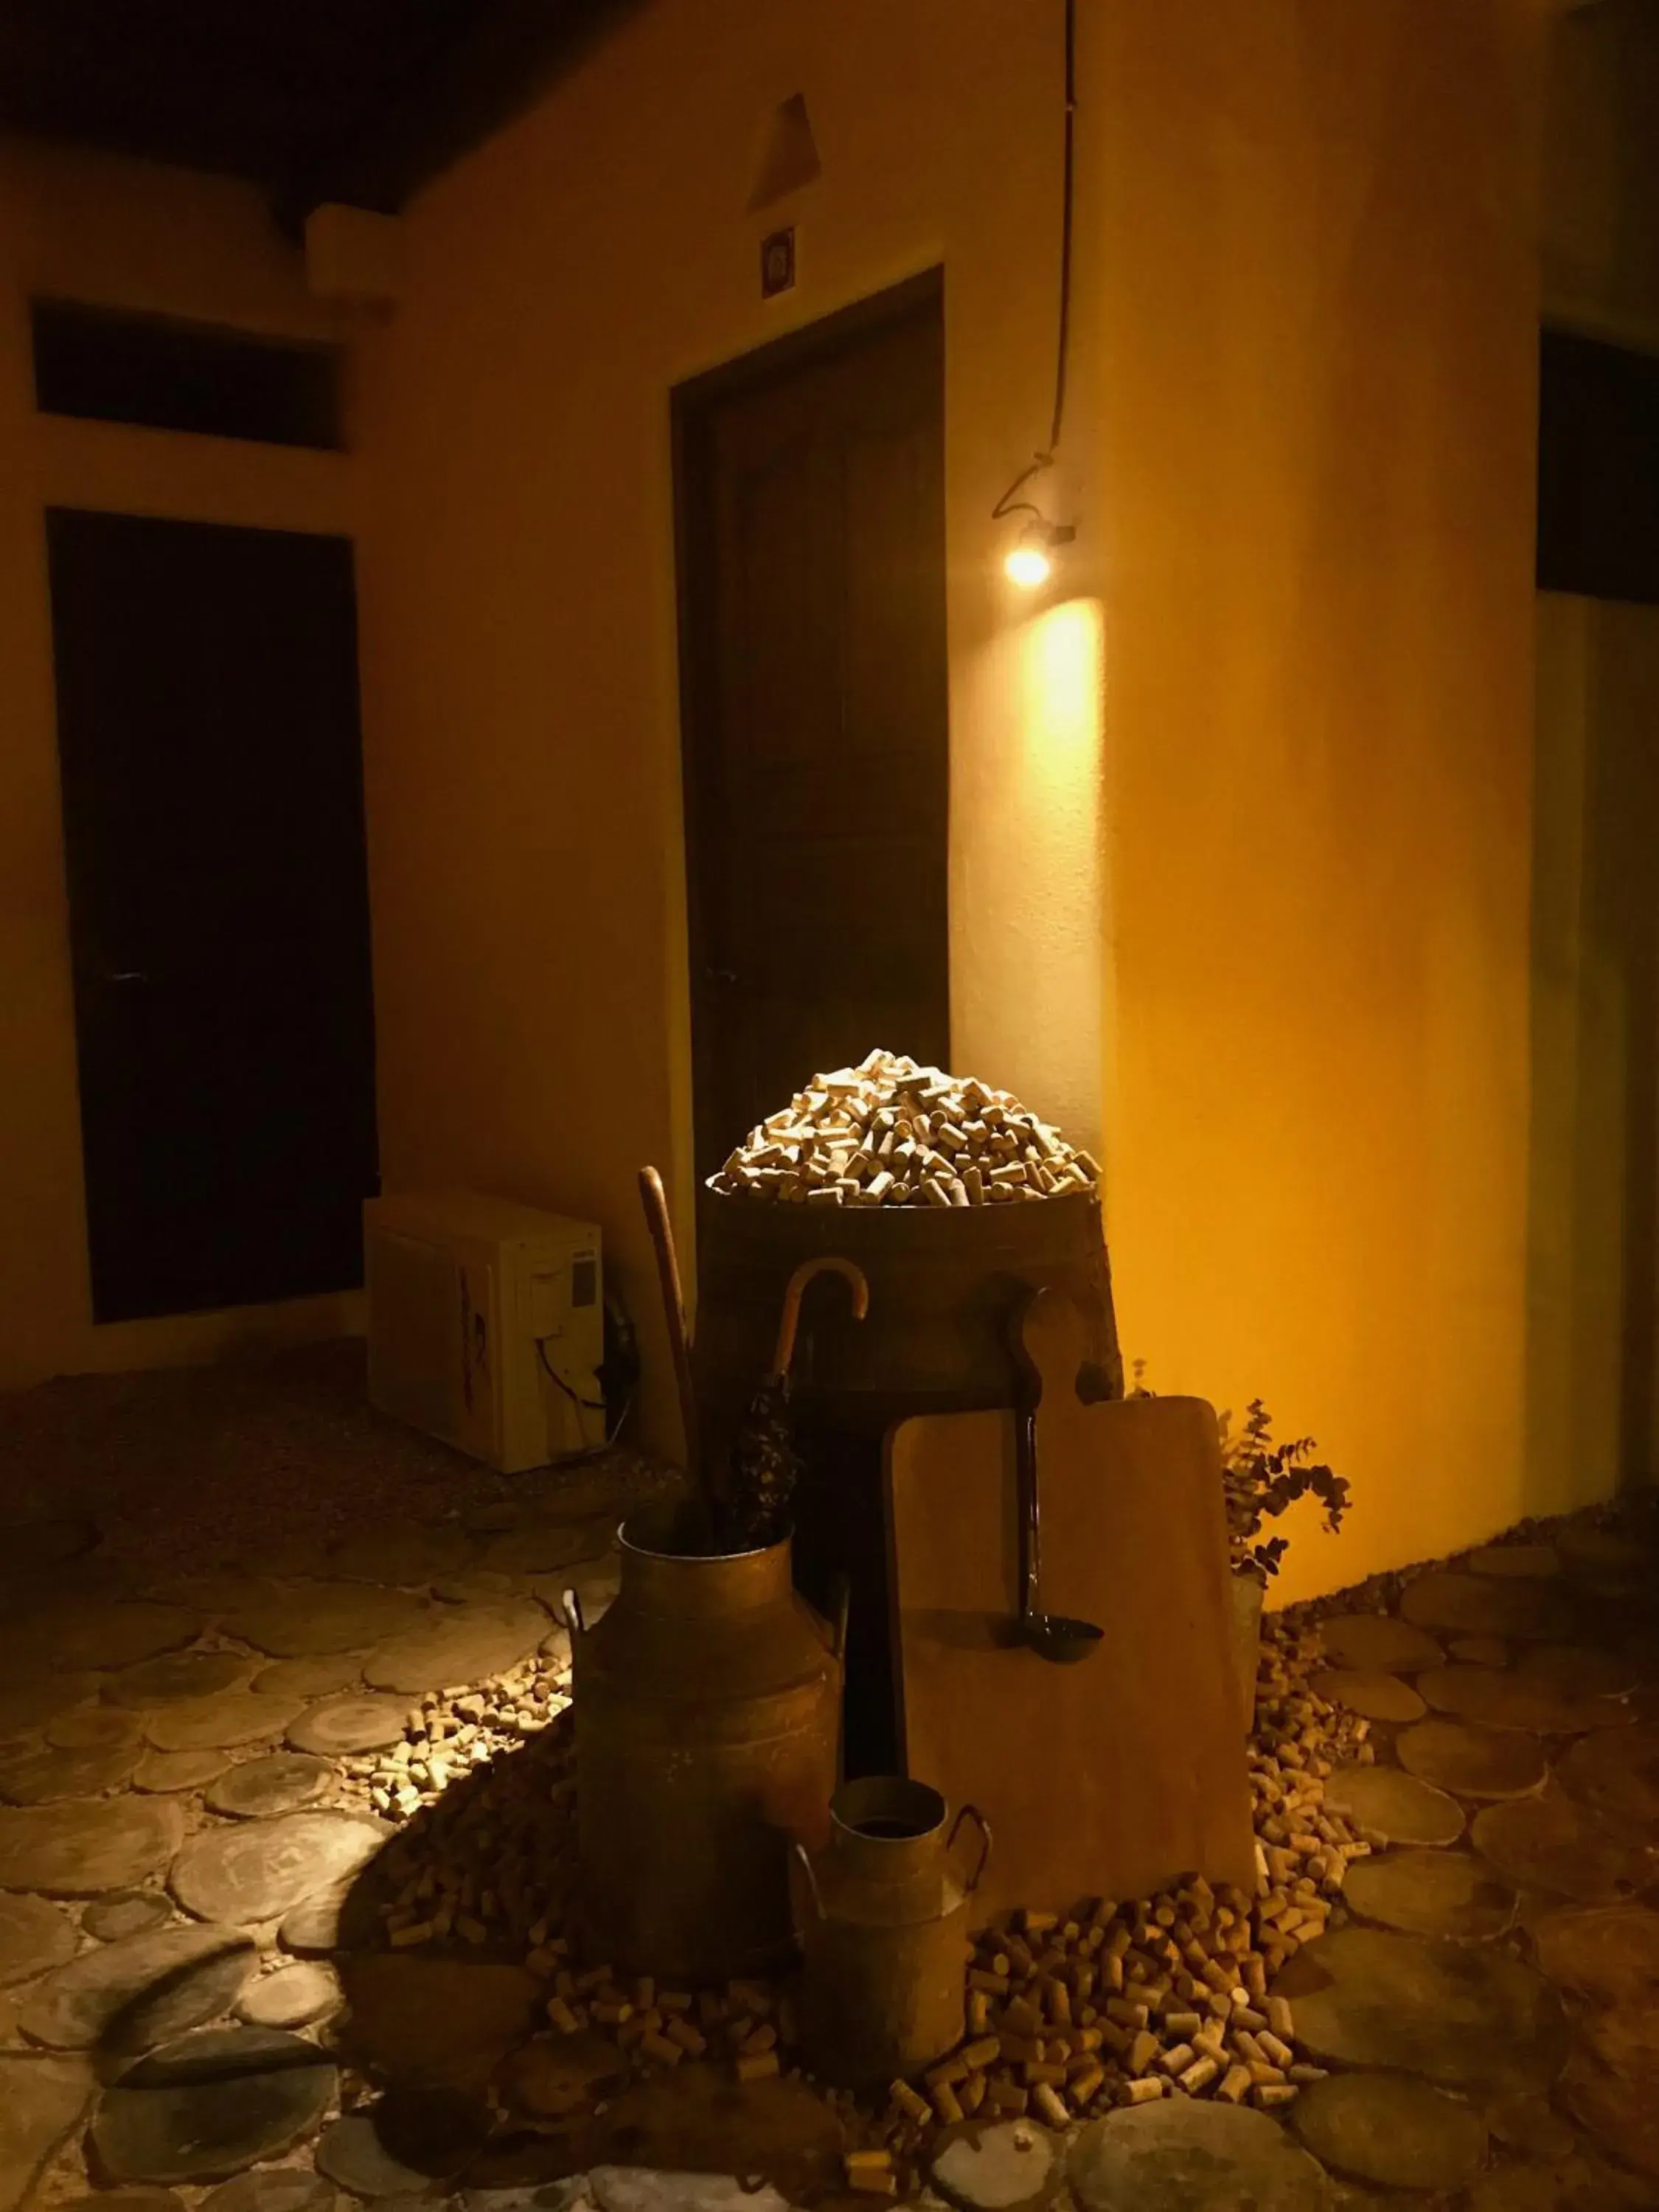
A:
[{"left": 952, "top": 597, "right": 1105, "bottom": 1158}]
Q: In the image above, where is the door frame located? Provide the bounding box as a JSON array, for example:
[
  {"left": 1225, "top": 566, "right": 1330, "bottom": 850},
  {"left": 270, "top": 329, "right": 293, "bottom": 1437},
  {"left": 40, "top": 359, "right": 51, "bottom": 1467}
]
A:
[{"left": 669, "top": 265, "right": 947, "bottom": 1195}]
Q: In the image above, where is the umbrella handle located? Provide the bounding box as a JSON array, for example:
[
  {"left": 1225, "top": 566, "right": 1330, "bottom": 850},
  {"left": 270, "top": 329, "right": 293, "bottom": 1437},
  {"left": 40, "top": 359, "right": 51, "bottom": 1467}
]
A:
[{"left": 771, "top": 1256, "right": 870, "bottom": 1377}]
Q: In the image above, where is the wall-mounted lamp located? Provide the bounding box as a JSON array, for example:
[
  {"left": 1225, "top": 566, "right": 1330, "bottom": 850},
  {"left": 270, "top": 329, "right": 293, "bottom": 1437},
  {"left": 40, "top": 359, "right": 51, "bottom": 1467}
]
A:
[
  {"left": 992, "top": 0, "right": 1077, "bottom": 588},
  {"left": 1004, "top": 516, "right": 1077, "bottom": 591}
]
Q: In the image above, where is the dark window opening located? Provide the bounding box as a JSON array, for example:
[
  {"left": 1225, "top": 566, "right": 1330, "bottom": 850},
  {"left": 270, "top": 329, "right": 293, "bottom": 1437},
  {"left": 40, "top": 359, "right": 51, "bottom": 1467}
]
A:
[
  {"left": 32, "top": 300, "right": 342, "bottom": 451},
  {"left": 1538, "top": 327, "right": 1659, "bottom": 605}
]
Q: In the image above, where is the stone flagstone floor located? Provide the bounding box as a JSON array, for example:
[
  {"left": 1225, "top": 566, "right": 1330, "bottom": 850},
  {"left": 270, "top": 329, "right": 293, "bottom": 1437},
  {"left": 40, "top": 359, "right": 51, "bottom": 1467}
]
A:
[{"left": 1, "top": 1353, "right": 1658, "bottom": 2212}]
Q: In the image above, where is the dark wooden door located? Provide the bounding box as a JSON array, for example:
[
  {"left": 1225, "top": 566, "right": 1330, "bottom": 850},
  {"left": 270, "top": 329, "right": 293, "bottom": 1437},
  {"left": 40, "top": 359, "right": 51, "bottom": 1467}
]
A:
[
  {"left": 46, "top": 509, "right": 378, "bottom": 1322},
  {"left": 676, "top": 273, "right": 950, "bottom": 1188}
]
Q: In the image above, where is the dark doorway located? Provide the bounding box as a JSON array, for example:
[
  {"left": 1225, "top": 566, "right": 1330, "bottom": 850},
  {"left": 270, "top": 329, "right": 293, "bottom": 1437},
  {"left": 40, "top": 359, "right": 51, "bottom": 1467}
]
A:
[
  {"left": 46, "top": 508, "right": 378, "bottom": 1322},
  {"left": 674, "top": 270, "right": 951, "bottom": 1192}
]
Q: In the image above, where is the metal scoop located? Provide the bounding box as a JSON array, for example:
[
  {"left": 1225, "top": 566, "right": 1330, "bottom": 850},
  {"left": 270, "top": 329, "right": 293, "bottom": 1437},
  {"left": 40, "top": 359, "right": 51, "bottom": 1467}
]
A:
[{"left": 1013, "top": 1376, "right": 1104, "bottom": 1666}]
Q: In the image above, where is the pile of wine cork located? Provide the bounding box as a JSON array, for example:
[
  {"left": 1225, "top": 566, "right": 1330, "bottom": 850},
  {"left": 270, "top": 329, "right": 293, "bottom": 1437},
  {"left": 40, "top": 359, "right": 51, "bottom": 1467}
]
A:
[
  {"left": 712, "top": 1051, "right": 1099, "bottom": 1208},
  {"left": 841, "top": 1620, "right": 1383, "bottom": 2188}
]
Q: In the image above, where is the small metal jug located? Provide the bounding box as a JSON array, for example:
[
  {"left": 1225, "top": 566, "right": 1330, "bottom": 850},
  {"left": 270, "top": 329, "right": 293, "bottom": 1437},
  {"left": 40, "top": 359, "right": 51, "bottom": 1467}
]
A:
[{"left": 794, "top": 1775, "right": 991, "bottom": 2088}]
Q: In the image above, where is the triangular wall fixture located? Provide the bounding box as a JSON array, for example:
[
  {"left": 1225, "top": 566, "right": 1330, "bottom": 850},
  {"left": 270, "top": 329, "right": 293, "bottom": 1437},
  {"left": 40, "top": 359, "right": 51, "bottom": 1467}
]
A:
[{"left": 748, "top": 93, "right": 821, "bottom": 212}]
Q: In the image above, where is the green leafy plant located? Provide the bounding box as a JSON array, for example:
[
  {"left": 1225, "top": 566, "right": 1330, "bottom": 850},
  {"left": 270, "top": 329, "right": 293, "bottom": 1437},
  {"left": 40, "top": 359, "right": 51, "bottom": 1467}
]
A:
[{"left": 1132, "top": 1366, "right": 1351, "bottom": 1582}]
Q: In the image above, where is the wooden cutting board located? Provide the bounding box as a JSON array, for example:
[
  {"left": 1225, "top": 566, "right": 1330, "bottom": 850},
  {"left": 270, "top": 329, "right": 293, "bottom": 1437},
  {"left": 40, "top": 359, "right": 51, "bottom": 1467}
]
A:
[{"left": 884, "top": 1287, "right": 1255, "bottom": 1919}]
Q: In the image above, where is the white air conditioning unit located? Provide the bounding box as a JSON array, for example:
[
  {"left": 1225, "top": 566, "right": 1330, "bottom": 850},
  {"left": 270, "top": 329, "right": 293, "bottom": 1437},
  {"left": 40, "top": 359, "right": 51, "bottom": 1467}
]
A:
[{"left": 365, "top": 1189, "right": 605, "bottom": 1472}]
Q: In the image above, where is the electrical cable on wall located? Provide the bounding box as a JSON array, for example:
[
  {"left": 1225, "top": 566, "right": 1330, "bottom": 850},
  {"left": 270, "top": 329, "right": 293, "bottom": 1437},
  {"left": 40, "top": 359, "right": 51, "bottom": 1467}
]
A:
[{"left": 995, "top": 0, "right": 1078, "bottom": 588}]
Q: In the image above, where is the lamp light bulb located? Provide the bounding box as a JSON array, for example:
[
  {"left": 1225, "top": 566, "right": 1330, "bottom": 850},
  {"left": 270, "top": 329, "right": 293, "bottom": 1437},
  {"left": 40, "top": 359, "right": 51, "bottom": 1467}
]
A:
[{"left": 1005, "top": 543, "right": 1052, "bottom": 588}]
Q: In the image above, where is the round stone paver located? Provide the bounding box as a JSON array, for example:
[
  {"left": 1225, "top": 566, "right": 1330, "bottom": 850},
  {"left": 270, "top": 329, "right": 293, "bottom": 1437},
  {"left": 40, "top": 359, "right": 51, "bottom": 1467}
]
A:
[
  {"left": 18, "top": 1922, "right": 256, "bottom": 2053},
  {"left": 1556, "top": 1722, "right": 1659, "bottom": 1840},
  {"left": 1517, "top": 1644, "right": 1636, "bottom": 1700},
  {"left": 170, "top": 1810, "right": 390, "bottom": 1924},
  {"left": 84, "top": 1890, "right": 174, "bottom": 1941},
  {"left": 1398, "top": 1719, "right": 1548, "bottom": 1801},
  {"left": 106, "top": 1652, "right": 254, "bottom": 1709},
  {"left": 933, "top": 2118, "right": 1060, "bottom": 2212},
  {"left": 276, "top": 1881, "right": 373, "bottom": 1956},
  {"left": 1468, "top": 2151, "right": 1656, "bottom": 2211},
  {"left": 1473, "top": 1793, "right": 1655, "bottom": 1905},
  {"left": 226, "top": 1584, "right": 428, "bottom": 1660},
  {"left": 0, "top": 2053, "right": 94, "bottom": 2205},
  {"left": 1486, "top": 2092, "right": 1578, "bottom": 2160},
  {"left": 1273, "top": 1925, "right": 1565, "bottom": 2088},
  {"left": 286, "top": 1696, "right": 411, "bottom": 1758},
  {"left": 201, "top": 2169, "right": 336, "bottom": 2212},
  {"left": 479, "top": 1523, "right": 609, "bottom": 1578},
  {"left": 1344, "top": 1846, "right": 1515, "bottom": 1941},
  {"left": 253, "top": 1654, "right": 364, "bottom": 1700},
  {"left": 0, "top": 1795, "right": 184, "bottom": 1895},
  {"left": 1467, "top": 1545, "right": 1561, "bottom": 1580},
  {"left": 1323, "top": 1764, "right": 1466, "bottom": 1846},
  {"left": 47, "top": 1703, "right": 144, "bottom": 1750},
  {"left": 1068, "top": 2100, "right": 1330, "bottom": 2212},
  {"left": 145, "top": 1693, "right": 305, "bottom": 1755},
  {"left": 234, "top": 1961, "right": 339, "bottom": 2028},
  {"left": 1315, "top": 1614, "right": 1444, "bottom": 1674},
  {"left": 0, "top": 1601, "right": 200, "bottom": 1674},
  {"left": 0, "top": 1739, "right": 141, "bottom": 1804},
  {"left": 1563, "top": 2053, "right": 1659, "bottom": 2179},
  {"left": 0, "top": 1891, "right": 77, "bottom": 1985},
  {"left": 363, "top": 1601, "right": 550, "bottom": 1695},
  {"left": 0, "top": 1671, "right": 102, "bottom": 1742},
  {"left": 133, "top": 1747, "right": 234, "bottom": 1793},
  {"left": 314, "top": 2107, "right": 472, "bottom": 2196},
  {"left": 206, "top": 1754, "right": 332, "bottom": 1819},
  {"left": 1558, "top": 1524, "right": 1650, "bottom": 1579},
  {"left": 1417, "top": 1666, "right": 1627, "bottom": 1735},
  {"left": 1401, "top": 1573, "right": 1571, "bottom": 1642},
  {"left": 324, "top": 1526, "right": 469, "bottom": 1586},
  {"left": 1308, "top": 1669, "right": 1427, "bottom": 1724},
  {"left": 1531, "top": 1903, "right": 1659, "bottom": 2008},
  {"left": 91, "top": 2025, "right": 337, "bottom": 2183},
  {"left": 431, "top": 1571, "right": 518, "bottom": 1606},
  {"left": 1292, "top": 2070, "right": 1488, "bottom": 2192}
]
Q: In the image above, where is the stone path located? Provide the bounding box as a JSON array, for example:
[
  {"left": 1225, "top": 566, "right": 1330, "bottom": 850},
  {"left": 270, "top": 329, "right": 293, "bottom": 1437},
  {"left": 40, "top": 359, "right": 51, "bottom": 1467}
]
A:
[{"left": 0, "top": 1430, "right": 1657, "bottom": 2212}]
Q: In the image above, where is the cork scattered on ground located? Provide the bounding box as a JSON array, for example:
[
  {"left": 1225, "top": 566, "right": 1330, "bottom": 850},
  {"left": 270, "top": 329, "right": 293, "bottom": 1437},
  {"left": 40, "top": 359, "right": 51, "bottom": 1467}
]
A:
[{"left": 0, "top": 1348, "right": 1656, "bottom": 2212}]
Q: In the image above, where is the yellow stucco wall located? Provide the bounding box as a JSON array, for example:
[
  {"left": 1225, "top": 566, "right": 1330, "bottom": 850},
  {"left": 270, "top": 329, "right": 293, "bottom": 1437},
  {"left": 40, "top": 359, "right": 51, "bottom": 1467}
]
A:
[
  {"left": 358, "top": 0, "right": 1551, "bottom": 1596},
  {"left": 0, "top": 144, "right": 365, "bottom": 1388},
  {"left": 1079, "top": 1, "right": 1545, "bottom": 1601}
]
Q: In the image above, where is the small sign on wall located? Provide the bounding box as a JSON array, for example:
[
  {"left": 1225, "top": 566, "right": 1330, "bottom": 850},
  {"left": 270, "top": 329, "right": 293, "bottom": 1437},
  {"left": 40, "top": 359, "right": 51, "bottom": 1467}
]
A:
[{"left": 760, "top": 227, "right": 796, "bottom": 300}]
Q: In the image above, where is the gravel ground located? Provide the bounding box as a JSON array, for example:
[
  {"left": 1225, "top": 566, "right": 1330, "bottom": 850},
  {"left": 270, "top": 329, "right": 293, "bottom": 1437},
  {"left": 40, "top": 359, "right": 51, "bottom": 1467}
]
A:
[{"left": 0, "top": 1339, "right": 670, "bottom": 1585}]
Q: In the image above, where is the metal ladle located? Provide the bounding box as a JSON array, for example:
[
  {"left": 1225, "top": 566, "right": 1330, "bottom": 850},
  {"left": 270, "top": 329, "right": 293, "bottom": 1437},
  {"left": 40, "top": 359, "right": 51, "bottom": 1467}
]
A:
[{"left": 1013, "top": 1360, "right": 1104, "bottom": 1666}]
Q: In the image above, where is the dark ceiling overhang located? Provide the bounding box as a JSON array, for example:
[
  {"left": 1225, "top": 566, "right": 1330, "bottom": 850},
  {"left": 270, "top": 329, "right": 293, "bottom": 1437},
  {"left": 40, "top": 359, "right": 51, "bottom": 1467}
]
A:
[{"left": 0, "top": 0, "right": 641, "bottom": 226}]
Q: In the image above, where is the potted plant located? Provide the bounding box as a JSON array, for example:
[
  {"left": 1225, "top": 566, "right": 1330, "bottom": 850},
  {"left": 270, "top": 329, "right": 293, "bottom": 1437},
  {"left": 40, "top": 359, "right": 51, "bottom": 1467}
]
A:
[
  {"left": 1221, "top": 1399, "right": 1350, "bottom": 1721},
  {"left": 1133, "top": 1369, "right": 1351, "bottom": 1725}
]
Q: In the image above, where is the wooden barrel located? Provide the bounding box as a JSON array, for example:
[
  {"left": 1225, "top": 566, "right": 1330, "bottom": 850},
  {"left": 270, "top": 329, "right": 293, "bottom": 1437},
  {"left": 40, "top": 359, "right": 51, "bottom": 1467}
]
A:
[
  {"left": 695, "top": 1186, "right": 1122, "bottom": 1774},
  {"left": 695, "top": 1185, "right": 1122, "bottom": 1447}
]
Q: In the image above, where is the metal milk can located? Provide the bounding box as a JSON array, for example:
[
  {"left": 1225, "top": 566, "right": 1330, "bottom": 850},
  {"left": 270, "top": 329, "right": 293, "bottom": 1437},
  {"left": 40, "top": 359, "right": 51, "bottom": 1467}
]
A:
[
  {"left": 794, "top": 1775, "right": 991, "bottom": 2087},
  {"left": 567, "top": 1506, "right": 844, "bottom": 1981}
]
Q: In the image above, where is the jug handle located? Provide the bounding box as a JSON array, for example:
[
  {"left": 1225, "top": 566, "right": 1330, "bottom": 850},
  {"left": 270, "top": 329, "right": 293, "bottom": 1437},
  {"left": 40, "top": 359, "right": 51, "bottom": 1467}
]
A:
[
  {"left": 561, "top": 1588, "right": 586, "bottom": 1639},
  {"left": 792, "top": 1840, "right": 824, "bottom": 1921},
  {"left": 947, "top": 1803, "right": 993, "bottom": 1894}
]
